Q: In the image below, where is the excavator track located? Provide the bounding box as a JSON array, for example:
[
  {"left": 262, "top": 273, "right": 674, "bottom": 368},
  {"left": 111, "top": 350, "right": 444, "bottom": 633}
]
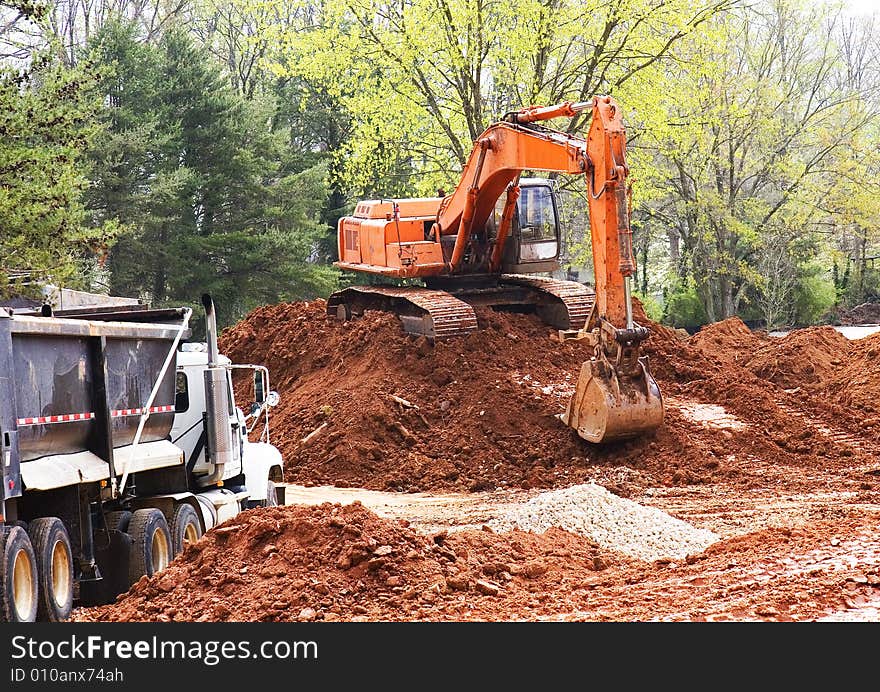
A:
[
  {"left": 327, "top": 285, "right": 479, "bottom": 339},
  {"left": 327, "top": 275, "right": 595, "bottom": 340},
  {"left": 499, "top": 274, "right": 595, "bottom": 331}
]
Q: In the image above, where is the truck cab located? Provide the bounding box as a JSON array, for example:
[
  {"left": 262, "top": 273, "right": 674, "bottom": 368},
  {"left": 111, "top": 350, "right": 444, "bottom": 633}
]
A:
[{"left": 171, "top": 345, "right": 283, "bottom": 527}]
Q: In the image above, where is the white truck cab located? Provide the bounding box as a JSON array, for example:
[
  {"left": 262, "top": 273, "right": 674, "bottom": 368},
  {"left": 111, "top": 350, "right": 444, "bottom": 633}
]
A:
[{"left": 171, "top": 345, "right": 283, "bottom": 529}]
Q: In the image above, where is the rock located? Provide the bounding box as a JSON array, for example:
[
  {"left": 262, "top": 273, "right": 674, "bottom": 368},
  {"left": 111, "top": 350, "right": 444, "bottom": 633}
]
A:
[
  {"left": 366, "top": 557, "right": 386, "bottom": 571},
  {"left": 157, "top": 575, "right": 176, "bottom": 593},
  {"left": 475, "top": 580, "right": 501, "bottom": 596},
  {"left": 298, "top": 607, "right": 317, "bottom": 622},
  {"left": 262, "top": 544, "right": 278, "bottom": 556},
  {"left": 386, "top": 575, "right": 403, "bottom": 587},
  {"left": 522, "top": 560, "right": 548, "bottom": 578},
  {"left": 446, "top": 575, "right": 470, "bottom": 591},
  {"left": 755, "top": 605, "right": 780, "bottom": 617},
  {"left": 374, "top": 545, "right": 393, "bottom": 556}
]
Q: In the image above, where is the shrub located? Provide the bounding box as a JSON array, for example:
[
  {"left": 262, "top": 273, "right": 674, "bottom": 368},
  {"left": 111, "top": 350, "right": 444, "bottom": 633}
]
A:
[
  {"left": 794, "top": 272, "right": 836, "bottom": 325},
  {"left": 662, "top": 283, "right": 709, "bottom": 332}
]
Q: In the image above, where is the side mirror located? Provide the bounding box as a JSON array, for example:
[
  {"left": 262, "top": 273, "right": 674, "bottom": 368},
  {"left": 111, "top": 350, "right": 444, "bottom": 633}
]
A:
[
  {"left": 254, "top": 370, "right": 265, "bottom": 403},
  {"left": 266, "top": 391, "right": 280, "bottom": 407}
]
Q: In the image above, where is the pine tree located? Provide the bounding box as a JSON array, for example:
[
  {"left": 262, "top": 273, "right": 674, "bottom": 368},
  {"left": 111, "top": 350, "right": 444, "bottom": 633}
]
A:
[
  {"left": 85, "top": 21, "right": 337, "bottom": 327},
  {"left": 0, "top": 2, "right": 116, "bottom": 296}
]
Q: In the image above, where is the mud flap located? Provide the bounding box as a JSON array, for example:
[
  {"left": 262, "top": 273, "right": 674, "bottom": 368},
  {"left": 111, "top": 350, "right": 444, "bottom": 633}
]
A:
[
  {"left": 561, "top": 357, "right": 664, "bottom": 443},
  {"left": 77, "top": 529, "right": 132, "bottom": 607}
]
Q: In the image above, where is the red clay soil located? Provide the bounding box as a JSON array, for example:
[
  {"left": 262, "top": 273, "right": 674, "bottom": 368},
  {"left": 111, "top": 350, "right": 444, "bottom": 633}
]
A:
[
  {"left": 71, "top": 299, "right": 880, "bottom": 624},
  {"left": 75, "top": 501, "right": 880, "bottom": 623},
  {"left": 75, "top": 502, "right": 613, "bottom": 623},
  {"left": 218, "top": 299, "right": 880, "bottom": 498}
]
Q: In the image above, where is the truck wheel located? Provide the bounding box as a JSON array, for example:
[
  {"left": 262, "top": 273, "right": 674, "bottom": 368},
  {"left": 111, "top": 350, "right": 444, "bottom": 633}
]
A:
[
  {"left": 0, "top": 526, "right": 39, "bottom": 622},
  {"left": 128, "top": 509, "right": 172, "bottom": 587},
  {"left": 170, "top": 504, "right": 202, "bottom": 556},
  {"left": 105, "top": 510, "right": 132, "bottom": 534},
  {"left": 27, "top": 518, "right": 73, "bottom": 622}
]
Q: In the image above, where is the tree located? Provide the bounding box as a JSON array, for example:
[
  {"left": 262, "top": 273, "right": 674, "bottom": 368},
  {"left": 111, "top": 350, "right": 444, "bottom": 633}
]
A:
[
  {"left": 636, "top": 0, "right": 880, "bottom": 323},
  {"left": 85, "top": 21, "right": 336, "bottom": 327},
  {"left": 263, "top": 0, "right": 735, "bottom": 198},
  {"left": 0, "top": 1, "right": 116, "bottom": 297}
]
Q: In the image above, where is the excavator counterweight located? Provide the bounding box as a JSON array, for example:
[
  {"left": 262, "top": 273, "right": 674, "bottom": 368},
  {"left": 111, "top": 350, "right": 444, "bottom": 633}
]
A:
[{"left": 328, "top": 95, "right": 664, "bottom": 443}]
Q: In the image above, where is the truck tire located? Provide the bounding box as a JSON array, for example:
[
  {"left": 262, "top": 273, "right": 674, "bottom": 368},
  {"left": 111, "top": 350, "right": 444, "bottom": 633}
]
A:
[
  {"left": 105, "top": 510, "right": 132, "bottom": 534},
  {"left": 170, "top": 504, "right": 202, "bottom": 556},
  {"left": 27, "top": 518, "right": 73, "bottom": 622},
  {"left": 0, "top": 526, "right": 39, "bottom": 622},
  {"left": 127, "top": 509, "right": 172, "bottom": 587},
  {"left": 246, "top": 479, "right": 280, "bottom": 509}
]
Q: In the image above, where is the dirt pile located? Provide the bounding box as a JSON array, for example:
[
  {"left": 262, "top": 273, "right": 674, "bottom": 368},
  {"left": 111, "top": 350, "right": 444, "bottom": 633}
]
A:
[
  {"left": 838, "top": 301, "right": 880, "bottom": 325},
  {"left": 745, "top": 327, "right": 852, "bottom": 390},
  {"left": 219, "top": 298, "right": 879, "bottom": 497},
  {"left": 826, "top": 332, "right": 880, "bottom": 419},
  {"left": 75, "top": 503, "right": 616, "bottom": 622}
]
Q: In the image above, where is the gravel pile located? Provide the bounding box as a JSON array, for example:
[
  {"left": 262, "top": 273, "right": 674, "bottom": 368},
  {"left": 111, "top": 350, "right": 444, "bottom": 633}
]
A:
[{"left": 489, "top": 483, "right": 719, "bottom": 562}]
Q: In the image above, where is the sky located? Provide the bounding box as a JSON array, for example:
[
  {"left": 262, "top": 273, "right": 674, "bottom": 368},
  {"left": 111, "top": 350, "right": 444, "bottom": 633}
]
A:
[{"left": 840, "top": 0, "right": 880, "bottom": 14}]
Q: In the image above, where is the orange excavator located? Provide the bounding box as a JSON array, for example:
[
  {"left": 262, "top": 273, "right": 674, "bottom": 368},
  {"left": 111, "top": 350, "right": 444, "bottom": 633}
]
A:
[{"left": 328, "top": 95, "right": 663, "bottom": 443}]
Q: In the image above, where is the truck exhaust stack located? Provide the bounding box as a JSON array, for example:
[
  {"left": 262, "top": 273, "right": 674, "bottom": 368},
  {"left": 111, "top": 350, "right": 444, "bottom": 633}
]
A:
[{"left": 199, "top": 294, "right": 233, "bottom": 486}]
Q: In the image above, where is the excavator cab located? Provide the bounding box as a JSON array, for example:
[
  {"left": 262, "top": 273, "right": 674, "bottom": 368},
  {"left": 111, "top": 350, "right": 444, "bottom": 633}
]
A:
[{"left": 497, "top": 178, "right": 562, "bottom": 274}]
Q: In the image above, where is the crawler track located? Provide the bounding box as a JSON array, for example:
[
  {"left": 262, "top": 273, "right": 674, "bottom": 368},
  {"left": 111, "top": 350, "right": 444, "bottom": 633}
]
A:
[{"left": 326, "top": 275, "right": 596, "bottom": 339}]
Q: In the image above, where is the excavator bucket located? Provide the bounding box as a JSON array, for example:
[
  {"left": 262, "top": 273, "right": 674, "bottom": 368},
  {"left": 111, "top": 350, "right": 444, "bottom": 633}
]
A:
[{"left": 561, "top": 357, "right": 664, "bottom": 443}]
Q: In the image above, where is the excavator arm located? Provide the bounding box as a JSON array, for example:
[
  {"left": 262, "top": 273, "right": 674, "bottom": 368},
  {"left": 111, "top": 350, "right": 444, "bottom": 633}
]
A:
[
  {"left": 436, "top": 97, "right": 635, "bottom": 327},
  {"left": 432, "top": 95, "right": 663, "bottom": 443}
]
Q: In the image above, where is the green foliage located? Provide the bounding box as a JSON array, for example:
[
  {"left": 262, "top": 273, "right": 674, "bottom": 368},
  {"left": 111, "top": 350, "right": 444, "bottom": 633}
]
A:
[
  {"left": 793, "top": 270, "right": 837, "bottom": 326},
  {"left": 662, "top": 282, "right": 709, "bottom": 332},
  {"left": 634, "top": 1, "right": 877, "bottom": 323},
  {"left": 633, "top": 292, "right": 663, "bottom": 323},
  {"left": 0, "top": 51, "right": 117, "bottom": 295},
  {"left": 264, "top": 0, "right": 733, "bottom": 199},
  {"left": 85, "top": 21, "right": 337, "bottom": 327}
]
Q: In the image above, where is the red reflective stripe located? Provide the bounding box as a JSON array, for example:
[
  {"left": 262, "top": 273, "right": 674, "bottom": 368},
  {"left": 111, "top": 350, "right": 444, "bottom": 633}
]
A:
[
  {"left": 110, "top": 405, "right": 175, "bottom": 418},
  {"left": 16, "top": 412, "right": 95, "bottom": 426},
  {"left": 17, "top": 405, "right": 174, "bottom": 426}
]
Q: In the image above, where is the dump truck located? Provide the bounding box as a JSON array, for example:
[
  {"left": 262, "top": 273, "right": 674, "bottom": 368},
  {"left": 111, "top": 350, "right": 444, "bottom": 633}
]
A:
[
  {"left": 328, "top": 95, "right": 664, "bottom": 443},
  {"left": 0, "top": 295, "right": 283, "bottom": 621}
]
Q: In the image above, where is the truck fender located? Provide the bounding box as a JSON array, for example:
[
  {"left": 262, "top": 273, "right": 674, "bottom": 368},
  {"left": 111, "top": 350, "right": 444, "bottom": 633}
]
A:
[
  {"left": 240, "top": 441, "right": 283, "bottom": 502},
  {"left": 130, "top": 493, "right": 208, "bottom": 534}
]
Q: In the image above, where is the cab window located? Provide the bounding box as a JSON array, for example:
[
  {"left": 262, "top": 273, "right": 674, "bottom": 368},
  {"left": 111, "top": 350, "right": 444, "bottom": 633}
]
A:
[
  {"left": 175, "top": 372, "right": 189, "bottom": 413},
  {"left": 517, "top": 186, "right": 557, "bottom": 241}
]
